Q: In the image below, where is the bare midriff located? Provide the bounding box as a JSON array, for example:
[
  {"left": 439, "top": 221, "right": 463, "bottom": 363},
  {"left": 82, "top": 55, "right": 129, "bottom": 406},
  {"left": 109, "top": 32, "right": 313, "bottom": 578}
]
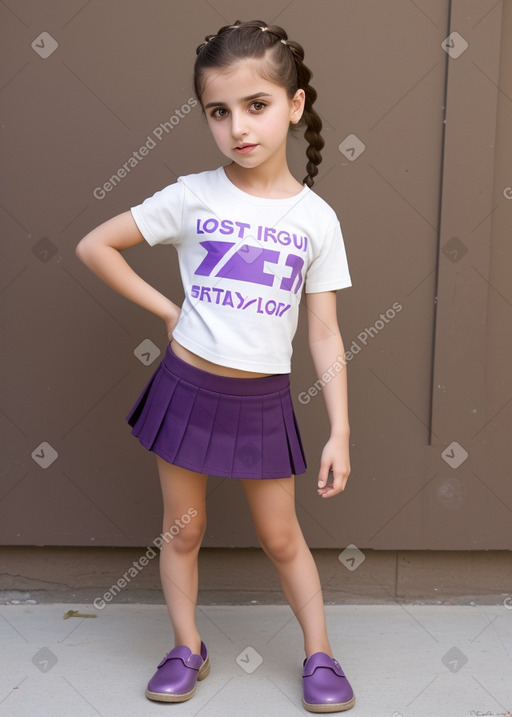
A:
[{"left": 170, "top": 338, "right": 272, "bottom": 379}]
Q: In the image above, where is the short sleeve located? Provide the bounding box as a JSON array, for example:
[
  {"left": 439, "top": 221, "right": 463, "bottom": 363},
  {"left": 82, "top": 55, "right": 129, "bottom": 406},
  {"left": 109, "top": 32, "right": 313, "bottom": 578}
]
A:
[
  {"left": 130, "top": 179, "right": 185, "bottom": 246},
  {"left": 305, "top": 220, "right": 352, "bottom": 293}
]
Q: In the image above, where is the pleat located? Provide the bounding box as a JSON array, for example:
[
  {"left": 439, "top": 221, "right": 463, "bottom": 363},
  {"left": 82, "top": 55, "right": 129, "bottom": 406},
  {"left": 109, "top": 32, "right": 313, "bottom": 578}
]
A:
[
  {"left": 173, "top": 387, "right": 219, "bottom": 472},
  {"left": 261, "top": 391, "right": 291, "bottom": 478},
  {"left": 127, "top": 365, "right": 179, "bottom": 451},
  {"left": 279, "top": 389, "right": 307, "bottom": 476},
  {"left": 232, "top": 395, "right": 263, "bottom": 478},
  {"left": 203, "top": 393, "right": 241, "bottom": 477},
  {"left": 151, "top": 379, "right": 198, "bottom": 465}
]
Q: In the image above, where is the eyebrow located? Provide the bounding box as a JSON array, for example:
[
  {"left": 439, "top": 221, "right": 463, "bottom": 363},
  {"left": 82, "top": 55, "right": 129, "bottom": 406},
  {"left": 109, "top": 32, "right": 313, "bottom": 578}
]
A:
[{"left": 203, "top": 92, "right": 272, "bottom": 110}]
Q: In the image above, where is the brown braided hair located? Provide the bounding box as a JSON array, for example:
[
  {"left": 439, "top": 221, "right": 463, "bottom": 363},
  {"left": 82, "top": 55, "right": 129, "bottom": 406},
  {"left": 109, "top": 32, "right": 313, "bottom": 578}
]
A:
[{"left": 194, "top": 19, "right": 324, "bottom": 188}]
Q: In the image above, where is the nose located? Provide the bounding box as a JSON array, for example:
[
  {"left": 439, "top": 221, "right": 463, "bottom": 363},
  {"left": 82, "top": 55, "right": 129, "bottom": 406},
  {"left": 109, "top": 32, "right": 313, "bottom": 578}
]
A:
[{"left": 230, "top": 110, "right": 249, "bottom": 139}]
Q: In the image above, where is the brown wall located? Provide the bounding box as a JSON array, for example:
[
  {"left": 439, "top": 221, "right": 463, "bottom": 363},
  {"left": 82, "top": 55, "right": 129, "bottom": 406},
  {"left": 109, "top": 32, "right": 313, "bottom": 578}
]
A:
[{"left": 1, "top": 0, "right": 511, "bottom": 549}]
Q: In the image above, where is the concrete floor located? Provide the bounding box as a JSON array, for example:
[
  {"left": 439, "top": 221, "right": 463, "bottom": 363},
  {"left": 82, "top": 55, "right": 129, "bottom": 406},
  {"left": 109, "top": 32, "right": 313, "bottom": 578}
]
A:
[{"left": 1, "top": 601, "right": 511, "bottom": 717}]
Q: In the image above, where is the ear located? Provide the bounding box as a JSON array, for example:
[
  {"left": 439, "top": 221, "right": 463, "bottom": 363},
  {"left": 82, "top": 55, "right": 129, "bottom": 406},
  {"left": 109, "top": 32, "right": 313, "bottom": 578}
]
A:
[{"left": 290, "top": 88, "right": 305, "bottom": 124}]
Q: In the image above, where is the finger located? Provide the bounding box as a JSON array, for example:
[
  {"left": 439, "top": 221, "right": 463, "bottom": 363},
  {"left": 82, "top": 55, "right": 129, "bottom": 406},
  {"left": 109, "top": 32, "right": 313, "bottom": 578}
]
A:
[
  {"left": 317, "top": 464, "right": 331, "bottom": 489},
  {"left": 320, "top": 472, "right": 349, "bottom": 497}
]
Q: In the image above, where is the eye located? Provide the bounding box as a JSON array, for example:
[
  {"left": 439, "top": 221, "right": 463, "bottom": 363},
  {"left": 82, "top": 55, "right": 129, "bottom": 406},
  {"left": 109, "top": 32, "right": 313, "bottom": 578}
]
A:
[
  {"left": 211, "top": 107, "right": 228, "bottom": 119},
  {"left": 250, "top": 101, "right": 266, "bottom": 112}
]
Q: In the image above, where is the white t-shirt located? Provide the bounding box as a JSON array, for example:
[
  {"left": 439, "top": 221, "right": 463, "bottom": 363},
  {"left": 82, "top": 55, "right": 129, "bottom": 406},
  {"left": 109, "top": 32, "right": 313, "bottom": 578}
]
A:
[{"left": 131, "top": 167, "right": 351, "bottom": 373}]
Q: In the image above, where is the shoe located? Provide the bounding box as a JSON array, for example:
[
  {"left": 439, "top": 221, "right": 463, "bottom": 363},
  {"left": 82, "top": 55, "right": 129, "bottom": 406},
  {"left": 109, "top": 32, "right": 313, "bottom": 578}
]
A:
[
  {"left": 302, "top": 652, "right": 355, "bottom": 713},
  {"left": 145, "top": 641, "right": 210, "bottom": 702}
]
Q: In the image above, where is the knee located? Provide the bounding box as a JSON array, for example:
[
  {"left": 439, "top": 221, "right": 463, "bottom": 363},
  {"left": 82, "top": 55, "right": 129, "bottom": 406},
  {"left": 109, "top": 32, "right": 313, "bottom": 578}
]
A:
[
  {"left": 161, "top": 513, "right": 206, "bottom": 554},
  {"left": 258, "top": 527, "right": 300, "bottom": 564}
]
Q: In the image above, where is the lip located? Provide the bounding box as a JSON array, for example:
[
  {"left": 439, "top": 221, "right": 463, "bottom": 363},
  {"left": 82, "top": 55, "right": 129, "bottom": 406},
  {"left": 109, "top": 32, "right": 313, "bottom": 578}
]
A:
[{"left": 234, "top": 144, "right": 258, "bottom": 154}]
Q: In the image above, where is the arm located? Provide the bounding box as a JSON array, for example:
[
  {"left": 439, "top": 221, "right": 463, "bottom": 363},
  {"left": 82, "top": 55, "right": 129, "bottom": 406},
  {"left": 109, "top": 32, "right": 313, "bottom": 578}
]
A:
[
  {"left": 76, "top": 211, "right": 180, "bottom": 338},
  {"left": 306, "top": 290, "right": 350, "bottom": 498}
]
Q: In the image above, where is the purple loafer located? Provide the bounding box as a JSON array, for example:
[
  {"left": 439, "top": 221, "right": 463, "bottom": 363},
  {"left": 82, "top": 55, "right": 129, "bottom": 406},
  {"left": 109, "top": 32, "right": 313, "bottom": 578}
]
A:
[
  {"left": 302, "top": 652, "right": 355, "bottom": 713},
  {"left": 146, "top": 641, "right": 210, "bottom": 702}
]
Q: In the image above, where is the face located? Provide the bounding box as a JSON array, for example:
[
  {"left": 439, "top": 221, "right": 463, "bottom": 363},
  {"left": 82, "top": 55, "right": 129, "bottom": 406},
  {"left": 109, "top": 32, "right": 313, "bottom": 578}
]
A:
[{"left": 200, "top": 58, "right": 305, "bottom": 170}]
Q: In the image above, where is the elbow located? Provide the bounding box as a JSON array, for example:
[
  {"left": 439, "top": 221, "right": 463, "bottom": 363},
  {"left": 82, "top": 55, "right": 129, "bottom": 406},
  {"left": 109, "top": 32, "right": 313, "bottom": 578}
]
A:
[
  {"left": 75, "top": 234, "right": 94, "bottom": 265},
  {"left": 75, "top": 240, "right": 85, "bottom": 262}
]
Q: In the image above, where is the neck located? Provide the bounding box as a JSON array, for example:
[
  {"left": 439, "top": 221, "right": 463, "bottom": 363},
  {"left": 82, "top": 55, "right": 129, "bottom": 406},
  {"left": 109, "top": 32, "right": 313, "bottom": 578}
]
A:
[{"left": 224, "top": 157, "right": 303, "bottom": 198}]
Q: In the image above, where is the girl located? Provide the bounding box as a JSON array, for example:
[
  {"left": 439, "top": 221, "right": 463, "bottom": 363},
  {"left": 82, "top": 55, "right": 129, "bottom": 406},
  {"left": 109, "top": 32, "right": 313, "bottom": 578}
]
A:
[{"left": 76, "top": 19, "right": 354, "bottom": 713}]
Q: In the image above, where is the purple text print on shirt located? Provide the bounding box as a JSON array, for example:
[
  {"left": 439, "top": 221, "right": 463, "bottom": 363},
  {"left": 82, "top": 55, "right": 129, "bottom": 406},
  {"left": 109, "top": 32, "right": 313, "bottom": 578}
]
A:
[
  {"left": 196, "top": 218, "right": 308, "bottom": 252},
  {"left": 194, "top": 240, "right": 304, "bottom": 293}
]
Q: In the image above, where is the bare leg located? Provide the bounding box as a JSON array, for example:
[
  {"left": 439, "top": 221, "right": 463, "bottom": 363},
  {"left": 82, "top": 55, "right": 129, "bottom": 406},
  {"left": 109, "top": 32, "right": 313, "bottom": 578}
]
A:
[
  {"left": 240, "top": 476, "right": 332, "bottom": 658},
  {"left": 156, "top": 456, "right": 208, "bottom": 655}
]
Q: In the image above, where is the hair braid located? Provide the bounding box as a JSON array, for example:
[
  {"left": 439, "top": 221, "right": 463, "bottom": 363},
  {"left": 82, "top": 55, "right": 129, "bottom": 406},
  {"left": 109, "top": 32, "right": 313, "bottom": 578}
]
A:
[
  {"left": 252, "top": 25, "right": 325, "bottom": 187},
  {"left": 286, "top": 42, "right": 324, "bottom": 188}
]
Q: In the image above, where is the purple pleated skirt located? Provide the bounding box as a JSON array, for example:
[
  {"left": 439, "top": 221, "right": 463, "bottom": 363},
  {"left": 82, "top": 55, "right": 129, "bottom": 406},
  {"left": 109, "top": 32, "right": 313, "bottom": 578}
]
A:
[{"left": 126, "top": 344, "right": 307, "bottom": 479}]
